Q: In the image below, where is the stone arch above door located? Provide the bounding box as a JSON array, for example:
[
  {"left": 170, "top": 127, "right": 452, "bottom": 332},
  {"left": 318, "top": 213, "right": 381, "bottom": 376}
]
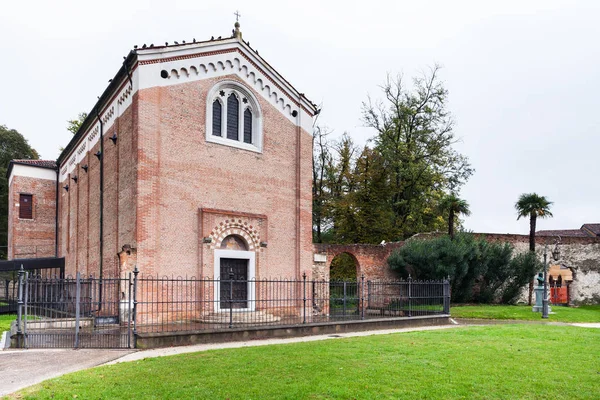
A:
[{"left": 209, "top": 219, "right": 260, "bottom": 251}]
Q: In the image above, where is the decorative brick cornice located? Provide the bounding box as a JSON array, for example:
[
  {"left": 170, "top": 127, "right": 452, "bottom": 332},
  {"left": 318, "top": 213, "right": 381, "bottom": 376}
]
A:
[{"left": 143, "top": 47, "right": 314, "bottom": 117}]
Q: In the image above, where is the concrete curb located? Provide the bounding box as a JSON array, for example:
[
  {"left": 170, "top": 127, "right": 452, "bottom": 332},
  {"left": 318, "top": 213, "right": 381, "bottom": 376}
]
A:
[{"left": 105, "top": 324, "right": 464, "bottom": 365}]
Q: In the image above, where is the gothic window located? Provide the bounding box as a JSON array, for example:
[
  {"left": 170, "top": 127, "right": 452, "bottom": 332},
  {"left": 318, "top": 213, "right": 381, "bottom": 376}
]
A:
[
  {"left": 206, "top": 81, "right": 262, "bottom": 152},
  {"left": 244, "top": 109, "right": 252, "bottom": 144},
  {"left": 212, "top": 100, "right": 222, "bottom": 137},
  {"left": 227, "top": 94, "right": 239, "bottom": 140}
]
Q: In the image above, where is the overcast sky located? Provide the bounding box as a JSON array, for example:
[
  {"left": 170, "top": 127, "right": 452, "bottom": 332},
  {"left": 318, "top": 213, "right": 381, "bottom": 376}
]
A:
[{"left": 1, "top": 0, "right": 597, "bottom": 235}]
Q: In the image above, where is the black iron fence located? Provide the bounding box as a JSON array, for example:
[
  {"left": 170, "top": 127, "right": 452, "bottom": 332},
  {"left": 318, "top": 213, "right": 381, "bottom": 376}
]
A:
[
  {"left": 11, "top": 267, "right": 450, "bottom": 349},
  {"left": 134, "top": 273, "right": 450, "bottom": 334},
  {"left": 1, "top": 258, "right": 65, "bottom": 315},
  {"left": 13, "top": 268, "right": 133, "bottom": 349},
  {"left": 0, "top": 278, "right": 18, "bottom": 314}
]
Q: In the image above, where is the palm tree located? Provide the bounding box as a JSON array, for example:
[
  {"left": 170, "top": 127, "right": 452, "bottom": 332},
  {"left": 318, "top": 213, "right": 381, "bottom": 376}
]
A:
[
  {"left": 515, "top": 193, "right": 553, "bottom": 305},
  {"left": 440, "top": 194, "right": 471, "bottom": 240},
  {"left": 515, "top": 193, "right": 553, "bottom": 252}
]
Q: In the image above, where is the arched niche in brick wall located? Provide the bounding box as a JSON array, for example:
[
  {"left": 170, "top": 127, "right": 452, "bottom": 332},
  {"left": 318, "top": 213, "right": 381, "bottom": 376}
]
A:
[{"left": 329, "top": 252, "right": 359, "bottom": 281}]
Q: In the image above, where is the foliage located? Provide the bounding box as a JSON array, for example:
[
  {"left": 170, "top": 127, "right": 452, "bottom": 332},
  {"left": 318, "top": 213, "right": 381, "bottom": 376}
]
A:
[
  {"left": 515, "top": 192, "right": 553, "bottom": 252},
  {"left": 329, "top": 253, "right": 357, "bottom": 281},
  {"left": 66, "top": 112, "right": 88, "bottom": 135},
  {"left": 312, "top": 66, "right": 473, "bottom": 244},
  {"left": 59, "top": 112, "right": 88, "bottom": 153},
  {"left": 14, "top": 326, "right": 600, "bottom": 399},
  {"left": 501, "top": 251, "right": 542, "bottom": 303},
  {"left": 0, "top": 125, "right": 40, "bottom": 260},
  {"left": 388, "top": 233, "right": 541, "bottom": 304},
  {"left": 451, "top": 304, "right": 600, "bottom": 323},
  {"left": 439, "top": 194, "right": 471, "bottom": 239}
]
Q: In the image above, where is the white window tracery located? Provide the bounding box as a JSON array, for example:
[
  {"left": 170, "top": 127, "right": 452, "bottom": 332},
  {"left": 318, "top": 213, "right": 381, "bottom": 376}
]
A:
[{"left": 206, "top": 81, "right": 262, "bottom": 153}]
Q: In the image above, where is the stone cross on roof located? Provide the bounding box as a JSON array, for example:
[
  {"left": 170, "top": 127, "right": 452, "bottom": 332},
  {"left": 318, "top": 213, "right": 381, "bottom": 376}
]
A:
[{"left": 233, "top": 10, "right": 242, "bottom": 39}]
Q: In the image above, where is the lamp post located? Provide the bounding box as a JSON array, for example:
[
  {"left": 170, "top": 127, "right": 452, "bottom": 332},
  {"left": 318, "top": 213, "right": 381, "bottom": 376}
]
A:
[{"left": 542, "top": 237, "right": 561, "bottom": 319}]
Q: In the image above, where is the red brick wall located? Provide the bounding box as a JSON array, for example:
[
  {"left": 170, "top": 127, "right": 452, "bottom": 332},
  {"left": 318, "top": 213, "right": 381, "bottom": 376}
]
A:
[
  {"left": 57, "top": 99, "right": 137, "bottom": 277},
  {"left": 8, "top": 175, "right": 56, "bottom": 259},
  {"left": 313, "top": 243, "right": 404, "bottom": 281},
  {"left": 135, "top": 75, "right": 313, "bottom": 279},
  {"left": 56, "top": 75, "right": 312, "bottom": 280}
]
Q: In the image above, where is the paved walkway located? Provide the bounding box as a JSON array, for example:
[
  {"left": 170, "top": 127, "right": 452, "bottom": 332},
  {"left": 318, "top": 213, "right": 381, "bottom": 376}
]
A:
[{"left": 0, "top": 349, "right": 132, "bottom": 397}]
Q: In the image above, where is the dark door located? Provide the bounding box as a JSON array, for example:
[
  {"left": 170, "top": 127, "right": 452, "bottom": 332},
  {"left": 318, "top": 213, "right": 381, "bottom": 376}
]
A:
[{"left": 220, "top": 258, "right": 248, "bottom": 309}]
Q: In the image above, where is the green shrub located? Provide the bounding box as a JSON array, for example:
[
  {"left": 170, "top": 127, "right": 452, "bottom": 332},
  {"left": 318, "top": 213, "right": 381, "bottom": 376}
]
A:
[{"left": 388, "top": 233, "right": 540, "bottom": 304}]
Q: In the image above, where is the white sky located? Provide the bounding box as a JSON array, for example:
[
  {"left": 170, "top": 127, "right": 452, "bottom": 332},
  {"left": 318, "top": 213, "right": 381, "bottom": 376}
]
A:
[{"left": 0, "top": 0, "right": 597, "bottom": 235}]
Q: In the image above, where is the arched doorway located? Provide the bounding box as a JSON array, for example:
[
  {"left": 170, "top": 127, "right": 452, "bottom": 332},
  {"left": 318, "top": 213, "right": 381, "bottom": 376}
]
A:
[
  {"left": 214, "top": 234, "right": 256, "bottom": 311},
  {"left": 329, "top": 253, "right": 359, "bottom": 318},
  {"left": 329, "top": 252, "right": 358, "bottom": 281},
  {"left": 549, "top": 264, "right": 573, "bottom": 305}
]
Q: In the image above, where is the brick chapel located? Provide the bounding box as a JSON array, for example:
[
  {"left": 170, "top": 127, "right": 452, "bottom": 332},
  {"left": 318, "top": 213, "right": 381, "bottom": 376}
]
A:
[{"left": 6, "top": 21, "right": 318, "bottom": 286}]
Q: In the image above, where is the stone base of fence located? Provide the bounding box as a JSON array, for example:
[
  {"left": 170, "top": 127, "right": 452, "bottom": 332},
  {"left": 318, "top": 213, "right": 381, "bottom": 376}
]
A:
[{"left": 135, "top": 314, "right": 451, "bottom": 348}]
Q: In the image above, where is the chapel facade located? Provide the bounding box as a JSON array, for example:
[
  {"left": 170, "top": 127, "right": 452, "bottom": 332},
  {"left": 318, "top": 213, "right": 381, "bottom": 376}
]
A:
[{"left": 7, "top": 22, "right": 317, "bottom": 285}]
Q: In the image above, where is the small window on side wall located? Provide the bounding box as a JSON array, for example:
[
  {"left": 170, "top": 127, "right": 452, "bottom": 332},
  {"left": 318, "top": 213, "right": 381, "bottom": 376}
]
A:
[{"left": 19, "top": 194, "right": 33, "bottom": 219}]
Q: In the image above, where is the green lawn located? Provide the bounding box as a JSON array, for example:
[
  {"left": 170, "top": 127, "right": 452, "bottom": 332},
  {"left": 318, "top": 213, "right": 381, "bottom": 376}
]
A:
[
  {"left": 11, "top": 325, "right": 600, "bottom": 399},
  {"left": 0, "top": 314, "right": 15, "bottom": 334},
  {"left": 451, "top": 304, "right": 600, "bottom": 323}
]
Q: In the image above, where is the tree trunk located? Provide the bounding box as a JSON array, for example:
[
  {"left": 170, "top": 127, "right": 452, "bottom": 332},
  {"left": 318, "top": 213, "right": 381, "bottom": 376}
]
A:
[
  {"left": 448, "top": 210, "right": 455, "bottom": 240},
  {"left": 528, "top": 214, "right": 537, "bottom": 305},
  {"left": 529, "top": 214, "right": 536, "bottom": 252}
]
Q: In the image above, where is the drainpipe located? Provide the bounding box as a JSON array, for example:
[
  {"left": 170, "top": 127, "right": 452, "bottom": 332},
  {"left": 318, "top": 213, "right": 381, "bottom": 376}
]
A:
[
  {"left": 96, "top": 112, "right": 104, "bottom": 311},
  {"left": 295, "top": 98, "right": 302, "bottom": 280},
  {"left": 54, "top": 166, "right": 59, "bottom": 258}
]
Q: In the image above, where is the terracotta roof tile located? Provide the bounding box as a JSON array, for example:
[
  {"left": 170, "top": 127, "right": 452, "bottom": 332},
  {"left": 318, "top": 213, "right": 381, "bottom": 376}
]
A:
[
  {"left": 12, "top": 159, "right": 57, "bottom": 169},
  {"left": 536, "top": 229, "right": 589, "bottom": 237},
  {"left": 582, "top": 224, "right": 600, "bottom": 236}
]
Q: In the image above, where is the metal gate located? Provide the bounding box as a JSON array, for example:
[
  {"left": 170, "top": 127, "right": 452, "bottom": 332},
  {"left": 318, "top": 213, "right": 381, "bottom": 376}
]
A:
[{"left": 14, "top": 269, "right": 135, "bottom": 349}]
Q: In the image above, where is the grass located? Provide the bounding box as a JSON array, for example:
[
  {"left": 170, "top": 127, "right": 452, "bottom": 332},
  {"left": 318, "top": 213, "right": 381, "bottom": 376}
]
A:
[
  {"left": 10, "top": 325, "right": 600, "bottom": 399},
  {"left": 0, "top": 314, "right": 15, "bottom": 334},
  {"left": 451, "top": 304, "right": 600, "bottom": 323}
]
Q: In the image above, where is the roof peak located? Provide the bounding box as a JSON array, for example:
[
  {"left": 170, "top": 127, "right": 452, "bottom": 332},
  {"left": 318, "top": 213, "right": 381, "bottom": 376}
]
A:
[{"left": 233, "top": 10, "right": 242, "bottom": 40}]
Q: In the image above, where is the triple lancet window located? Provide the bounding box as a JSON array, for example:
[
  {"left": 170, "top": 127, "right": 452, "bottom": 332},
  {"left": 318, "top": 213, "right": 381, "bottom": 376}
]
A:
[{"left": 207, "top": 82, "right": 262, "bottom": 152}]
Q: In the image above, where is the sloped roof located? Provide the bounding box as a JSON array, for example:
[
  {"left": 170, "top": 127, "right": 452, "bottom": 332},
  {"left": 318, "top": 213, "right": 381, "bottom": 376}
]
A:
[
  {"left": 11, "top": 159, "right": 57, "bottom": 169},
  {"left": 537, "top": 223, "right": 600, "bottom": 238},
  {"left": 536, "top": 229, "right": 589, "bottom": 237},
  {"left": 58, "top": 26, "right": 318, "bottom": 166},
  {"left": 582, "top": 224, "right": 600, "bottom": 236},
  {"left": 6, "top": 159, "right": 57, "bottom": 179}
]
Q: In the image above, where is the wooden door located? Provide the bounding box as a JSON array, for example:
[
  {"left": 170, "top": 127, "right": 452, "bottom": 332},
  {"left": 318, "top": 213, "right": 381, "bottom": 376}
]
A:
[{"left": 220, "top": 258, "right": 248, "bottom": 309}]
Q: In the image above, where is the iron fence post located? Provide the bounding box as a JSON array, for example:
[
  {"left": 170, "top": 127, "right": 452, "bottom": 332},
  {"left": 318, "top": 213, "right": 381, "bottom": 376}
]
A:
[
  {"left": 23, "top": 272, "right": 29, "bottom": 349},
  {"left": 443, "top": 276, "right": 450, "bottom": 315},
  {"left": 74, "top": 272, "right": 81, "bottom": 349},
  {"left": 16, "top": 265, "right": 24, "bottom": 348},
  {"left": 343, "top": 281, "right": 347, "bottom": 316},
  {"left": 127, "top": 271, "right": 132, "bottom": 349},
  {"left": 360, "top": 274, "right": 365, "bottom": 320},
  {"left": 132, "top": 266, "right": 138, "bottom": 348},
  {"left": 302, "top": 272, "right": 307, "bottom": 324},
  {"left": 408, "top": 274, "right": 412, "bottom": 317},
  {"left": 229, "top": 269, "right": 234, "bottom": 329}
]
